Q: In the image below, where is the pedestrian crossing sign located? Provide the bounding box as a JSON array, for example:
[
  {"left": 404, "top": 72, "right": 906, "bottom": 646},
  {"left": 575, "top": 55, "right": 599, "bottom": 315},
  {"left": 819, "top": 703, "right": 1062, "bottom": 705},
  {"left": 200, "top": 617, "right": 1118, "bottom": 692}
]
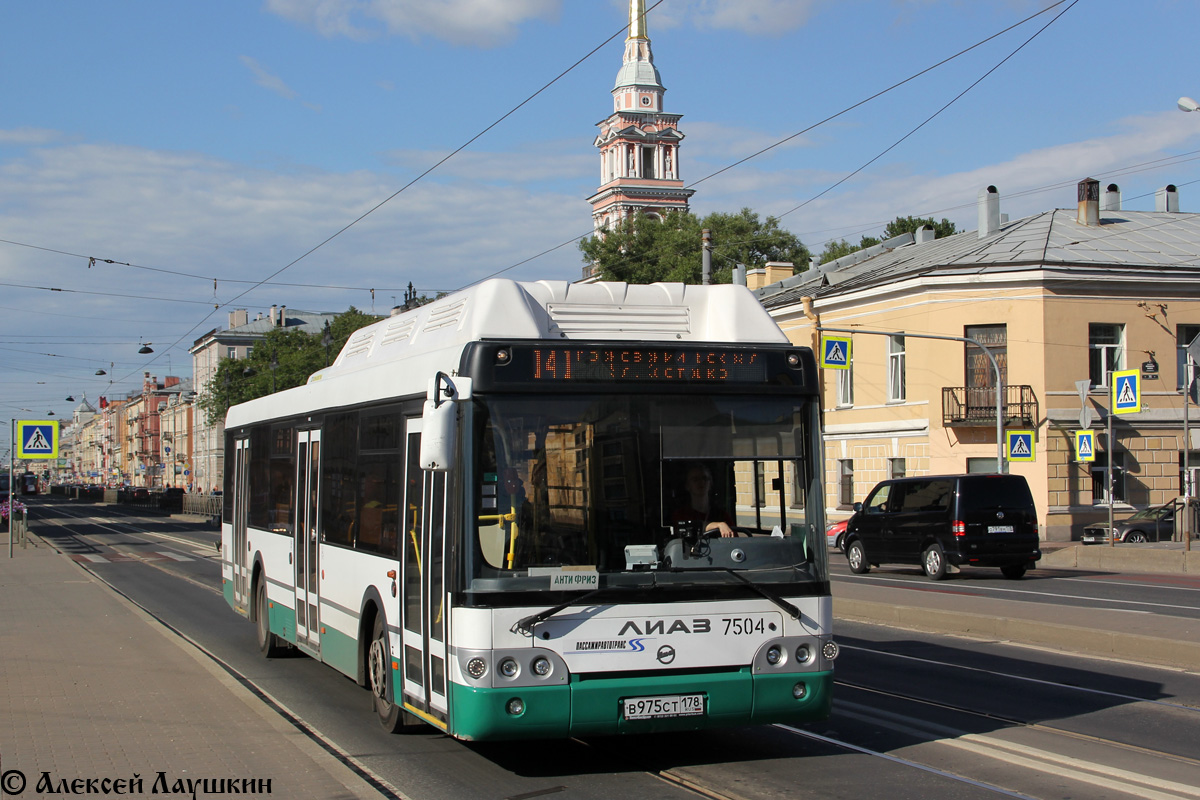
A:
[
  {"left": 820, "top": 336, "right": 851, "bottom": 370},
  {"left": 1006, "top": 430, "right": 1035, "bottom": 462},
  {"left": 1112, "top": 369, "right": 1140, "bottom": 414},
  {"left": 1074, "top": 430, "right": 1095, "bottom": 462},
  {"left": 16, "top": 419, "right": 59, "bottom": 459}
]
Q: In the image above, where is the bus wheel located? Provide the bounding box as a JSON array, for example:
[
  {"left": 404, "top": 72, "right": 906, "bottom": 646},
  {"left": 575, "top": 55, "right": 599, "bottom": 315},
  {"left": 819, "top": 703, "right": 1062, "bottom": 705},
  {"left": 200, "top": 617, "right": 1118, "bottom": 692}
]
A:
[
  {"left": 369, "top": 615, "right": 409, "bottom": 732},
  {"left": 922, "top": 543, "right": 947, "bottom": 581},
  {"left": 255, "top": 580, "right": 283, "bottom": 658}
]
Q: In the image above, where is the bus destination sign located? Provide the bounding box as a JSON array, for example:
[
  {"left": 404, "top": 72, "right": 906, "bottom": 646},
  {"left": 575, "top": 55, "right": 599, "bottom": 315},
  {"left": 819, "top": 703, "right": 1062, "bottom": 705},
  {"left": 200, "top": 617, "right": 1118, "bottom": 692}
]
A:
[{"left": 518, "top": 346, "right": 769, "bottom": 383}]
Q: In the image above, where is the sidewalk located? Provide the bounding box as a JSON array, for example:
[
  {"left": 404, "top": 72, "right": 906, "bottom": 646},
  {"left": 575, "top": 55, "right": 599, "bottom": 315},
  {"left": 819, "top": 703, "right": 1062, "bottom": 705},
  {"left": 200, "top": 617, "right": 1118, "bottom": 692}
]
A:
[
  {"left": 0, "top": 534, "right": 391, "bottom": 800},
  {"left": 833, "top": 550, "right": 1200, "bottom": 671}
]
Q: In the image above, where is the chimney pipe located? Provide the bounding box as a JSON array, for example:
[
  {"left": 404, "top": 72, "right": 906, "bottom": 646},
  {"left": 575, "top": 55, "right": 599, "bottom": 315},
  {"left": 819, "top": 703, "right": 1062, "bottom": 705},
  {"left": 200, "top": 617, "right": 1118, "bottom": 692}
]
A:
[
  {"left": 915, "top": 225, "right": 935, "bottom": 245},
  {"left": 1102, "top": 183, "right": 1121, "bottom": 212},
  {"left": 270, "top": 305, "right": 278, "bottom": 326},
  {"left": 279, "top": 305, "right": 286, "bottom": 327},
  {"left": 978, "top": 185, "right": 1000, "bottom": 239},
  {"left": 1077, "top": 177, "right": 1100, "bottom": 226},
  {"left": 1156, "top": 184, "right": 1180, "bottom": 212}
]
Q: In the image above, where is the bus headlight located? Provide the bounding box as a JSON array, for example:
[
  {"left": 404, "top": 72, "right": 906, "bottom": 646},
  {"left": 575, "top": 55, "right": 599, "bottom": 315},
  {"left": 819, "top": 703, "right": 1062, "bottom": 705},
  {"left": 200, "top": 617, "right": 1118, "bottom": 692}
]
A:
[
  {"left": 531, "top": 656, "right": 552, "bottom": 676},
  {"left": 765, "top": 645, "right": 784, "bottom": 666},
  {"left": 499, "top": 657, "right": 520, "bottom": 678},
  {"left": 795, "top": 644, "right": 812, "bottom": 664},
  {"left": 506, "top": 697, "right": 525, "bottom": 716},
  {"left": 822, "top": 640, "right": 839, "bottom": 661},
  {"left": 793, "top": 682, "right": 807, "bottom": 699},
  {"left": 466, "top": 657, "right": 488, "bottom": 679}
]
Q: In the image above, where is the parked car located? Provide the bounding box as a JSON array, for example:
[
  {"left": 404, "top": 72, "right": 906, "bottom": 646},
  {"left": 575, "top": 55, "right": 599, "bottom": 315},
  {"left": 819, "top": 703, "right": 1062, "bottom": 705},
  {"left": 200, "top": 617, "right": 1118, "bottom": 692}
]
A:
[
  {"left": 1081, "top": 500, "right": 1194, "bottom": 544},
  {"left": 844, "top": 473, "right": 1041, "bottom": 581},
  {"left": 826, "top": 519, "right": 848, "bottom": 551}
]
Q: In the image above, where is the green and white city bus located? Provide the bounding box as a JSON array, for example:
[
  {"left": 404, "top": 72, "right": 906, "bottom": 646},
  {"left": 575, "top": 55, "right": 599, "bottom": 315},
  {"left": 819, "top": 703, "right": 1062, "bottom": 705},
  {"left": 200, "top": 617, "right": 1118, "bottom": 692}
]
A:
[{"left": 221, "top": 279, "right": 836, "bottom": 741}]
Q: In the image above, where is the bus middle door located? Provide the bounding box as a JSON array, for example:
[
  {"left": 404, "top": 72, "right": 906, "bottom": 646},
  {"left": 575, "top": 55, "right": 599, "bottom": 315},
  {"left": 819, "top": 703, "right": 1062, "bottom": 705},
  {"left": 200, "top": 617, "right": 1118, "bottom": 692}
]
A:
[
  {"left": 399, "top": 418, "right": 449, "bottom": 728},
  {"left": 294, "top": 429, "right": 322, "bottom": 654}
]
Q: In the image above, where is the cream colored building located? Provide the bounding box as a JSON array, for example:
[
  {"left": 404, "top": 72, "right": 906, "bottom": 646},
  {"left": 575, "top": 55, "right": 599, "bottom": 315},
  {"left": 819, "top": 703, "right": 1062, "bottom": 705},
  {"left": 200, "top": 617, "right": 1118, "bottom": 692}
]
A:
[{"left": 754, "top": 180, "right": 1200, "bottom": 541}]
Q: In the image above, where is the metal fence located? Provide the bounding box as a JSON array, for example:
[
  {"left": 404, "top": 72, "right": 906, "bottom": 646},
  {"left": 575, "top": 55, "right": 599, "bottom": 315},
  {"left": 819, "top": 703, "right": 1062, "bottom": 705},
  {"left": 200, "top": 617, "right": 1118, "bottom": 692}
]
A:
[{"left": 182, "top": 494, "right": 223, "bottom": 521}]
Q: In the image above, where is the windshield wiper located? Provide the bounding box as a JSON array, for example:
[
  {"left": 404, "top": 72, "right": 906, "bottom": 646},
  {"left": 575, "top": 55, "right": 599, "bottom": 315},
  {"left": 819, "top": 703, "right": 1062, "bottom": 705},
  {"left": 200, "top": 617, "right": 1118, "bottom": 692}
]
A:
[
  {"left": 666, "top": 566, "right": 801, "bottom": 620},
  {"left": 512, "top": 583, "right": 656, "bottom": 636}
]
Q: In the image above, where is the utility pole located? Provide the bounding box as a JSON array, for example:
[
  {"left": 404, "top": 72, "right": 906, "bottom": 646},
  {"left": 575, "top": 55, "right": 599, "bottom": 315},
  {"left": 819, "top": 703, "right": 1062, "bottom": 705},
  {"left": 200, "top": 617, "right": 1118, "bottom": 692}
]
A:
[{"left": 701, "top": 228, "right": 712, "bottom": 286}]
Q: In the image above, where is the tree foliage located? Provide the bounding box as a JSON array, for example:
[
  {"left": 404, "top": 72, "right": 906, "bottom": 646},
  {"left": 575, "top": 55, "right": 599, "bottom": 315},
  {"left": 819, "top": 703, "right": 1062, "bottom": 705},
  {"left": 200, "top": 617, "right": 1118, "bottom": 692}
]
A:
[
  {"left": 819, "top": 216, "right": 957, "bottom": 265},
  {"left": 580, "top": 208, "right": 811, "bottom": 284},
  {"left": 198, "top": 307, "right": 381, "bottom": 425}
]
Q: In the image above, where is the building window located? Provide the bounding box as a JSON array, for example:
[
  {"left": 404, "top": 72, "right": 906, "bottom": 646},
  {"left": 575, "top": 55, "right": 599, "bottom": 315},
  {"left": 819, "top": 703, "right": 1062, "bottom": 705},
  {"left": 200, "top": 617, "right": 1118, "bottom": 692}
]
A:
[
  {"left": 1177, "top": 324, "right": 1200, "bottom": 392},
  {"left": 226, "top": 346, "right": 236, "bottom": 359},
  {"left": 966, "top": 457, "right": 999, "bottom": 474},
  {"left": 642, "top": 146, "right": 656, "bottom": 179},
  {"left": 838, "top": 459, "right": 854, "bottom": 507},
  {"left": 965, "top": 324, "right": 1007, "bottom": 388},
  {"left": 888, "top": 335, "right": 906, "bottom": 402},
  {"left": 836, "top": 362, "right": 854, "bottom": 407},
  {"left": 1089, "top": 323, "right": 1124, "bottom": 389},
  {"left": 888, "top": 458, "right": 906, "bottom": 479},
  {"left": 1091, "top": 451, "right": 1126, "bottom": 504}
]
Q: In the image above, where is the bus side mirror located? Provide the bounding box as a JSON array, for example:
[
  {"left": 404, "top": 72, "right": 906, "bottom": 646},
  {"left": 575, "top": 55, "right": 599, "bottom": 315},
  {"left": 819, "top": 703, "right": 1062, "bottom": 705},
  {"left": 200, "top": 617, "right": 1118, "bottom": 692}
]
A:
[{"left": 419, "top": 373, "right": 472, "bottom": 471}]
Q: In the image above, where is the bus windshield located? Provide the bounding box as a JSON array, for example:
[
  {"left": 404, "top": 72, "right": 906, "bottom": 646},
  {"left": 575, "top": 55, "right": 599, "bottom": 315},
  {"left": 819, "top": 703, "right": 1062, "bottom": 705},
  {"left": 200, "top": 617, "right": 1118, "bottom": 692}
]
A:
[{"left": 469, "top": 392, "right": 826, "bottom": 595}]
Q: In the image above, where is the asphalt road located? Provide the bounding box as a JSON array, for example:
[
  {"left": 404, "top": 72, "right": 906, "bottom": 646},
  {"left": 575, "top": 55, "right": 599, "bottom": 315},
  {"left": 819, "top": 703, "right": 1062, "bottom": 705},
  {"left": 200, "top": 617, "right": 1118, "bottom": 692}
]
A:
[
  {"left": 826, "top": 552, "right": 1200, "bottom": 621},
  {"left": 26, "top": 496, "right": 1200, "bottom": 800}
]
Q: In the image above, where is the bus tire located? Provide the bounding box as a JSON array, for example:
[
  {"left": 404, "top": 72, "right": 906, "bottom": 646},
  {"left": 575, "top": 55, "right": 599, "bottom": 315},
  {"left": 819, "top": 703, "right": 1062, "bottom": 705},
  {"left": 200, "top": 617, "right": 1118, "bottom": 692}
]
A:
[
  {"left": 255, "top": 579, "right": 283, "bottom": 658},
  {"left": 369, "top": 615, "right": 424, "bottom": 732}
]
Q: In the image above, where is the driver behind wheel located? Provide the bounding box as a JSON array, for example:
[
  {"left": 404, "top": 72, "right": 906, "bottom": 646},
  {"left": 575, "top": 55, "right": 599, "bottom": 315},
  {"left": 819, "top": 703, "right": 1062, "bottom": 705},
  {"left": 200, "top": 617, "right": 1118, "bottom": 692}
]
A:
[{"left": 670, "top": 462, "right": 736, "bottom": 538}]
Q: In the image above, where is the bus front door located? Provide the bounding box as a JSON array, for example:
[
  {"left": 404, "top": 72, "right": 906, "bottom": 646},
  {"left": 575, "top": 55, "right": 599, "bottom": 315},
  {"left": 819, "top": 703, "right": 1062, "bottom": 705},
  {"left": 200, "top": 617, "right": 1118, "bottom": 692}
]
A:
[
  {"left": 231, "top": 436, "right": 251, "bottom": 613},
  {"left": 399, "top": 419, "right": 449, "bottom": 727},
  {"left": 294, "top": 429, "right": 322, "bottom": 654}
]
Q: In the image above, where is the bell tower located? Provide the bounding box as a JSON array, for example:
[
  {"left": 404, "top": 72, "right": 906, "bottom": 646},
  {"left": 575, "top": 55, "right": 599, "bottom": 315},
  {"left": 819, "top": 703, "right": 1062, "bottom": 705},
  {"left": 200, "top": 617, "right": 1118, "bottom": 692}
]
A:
[{"left": 586, "top": 0, "right": 694, "bottom": 241}]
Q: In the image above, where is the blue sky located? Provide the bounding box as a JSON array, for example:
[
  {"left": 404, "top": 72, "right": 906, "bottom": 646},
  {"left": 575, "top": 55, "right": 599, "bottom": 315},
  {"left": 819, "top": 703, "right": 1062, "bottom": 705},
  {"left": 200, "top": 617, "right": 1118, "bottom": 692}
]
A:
[{"left": 3, "top": 0, "right": 1200, "bottom": 449}]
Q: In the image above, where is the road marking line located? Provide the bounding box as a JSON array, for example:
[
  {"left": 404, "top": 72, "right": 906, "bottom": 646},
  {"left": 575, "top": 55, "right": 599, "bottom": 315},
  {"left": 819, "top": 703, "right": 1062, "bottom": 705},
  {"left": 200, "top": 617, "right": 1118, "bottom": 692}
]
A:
[
  {"left": 836, "top": 701, "right": 1200, "bottom": 800},
  {"left": 945, "top": 735, "right": 1200, "bottom": 800}
]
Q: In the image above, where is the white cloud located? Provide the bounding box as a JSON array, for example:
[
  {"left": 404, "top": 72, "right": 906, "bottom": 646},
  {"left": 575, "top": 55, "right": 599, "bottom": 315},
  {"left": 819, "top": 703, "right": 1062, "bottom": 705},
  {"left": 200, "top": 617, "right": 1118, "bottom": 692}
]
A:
[
  {"left": 0, "top": 138, "right": 591, "bottom": 316},
  {"left": 0, "top": 128, "right": 64, "bottom": 146},
  {"left": 684, "top": 0, "right": 825, "bottom": 35},
  {"left": 264, "top": 0, "right": 561, "bottom": 47},
  {"left": 687, "top": 111, "right": 1200, "bottom": 248},
  {"left": 240, "top": 56, "right": 299, "bottom": 100}
]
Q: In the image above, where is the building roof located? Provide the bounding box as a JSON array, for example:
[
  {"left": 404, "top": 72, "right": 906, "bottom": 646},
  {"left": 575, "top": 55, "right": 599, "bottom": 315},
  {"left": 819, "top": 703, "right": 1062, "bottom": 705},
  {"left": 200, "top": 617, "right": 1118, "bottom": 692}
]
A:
[
  {"left": 757, "top": 208, "right": 1200, "bottom": 310},
  {"left": 190, "top": 309, "right": 339, "bottom": 351}
]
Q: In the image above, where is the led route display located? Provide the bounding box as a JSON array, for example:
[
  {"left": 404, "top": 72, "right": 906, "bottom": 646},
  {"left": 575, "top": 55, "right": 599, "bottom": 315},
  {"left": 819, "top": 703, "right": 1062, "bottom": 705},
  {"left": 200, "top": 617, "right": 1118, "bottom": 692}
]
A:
[{"left": 524, "top": 346, "right": 767, "bottom": 383}]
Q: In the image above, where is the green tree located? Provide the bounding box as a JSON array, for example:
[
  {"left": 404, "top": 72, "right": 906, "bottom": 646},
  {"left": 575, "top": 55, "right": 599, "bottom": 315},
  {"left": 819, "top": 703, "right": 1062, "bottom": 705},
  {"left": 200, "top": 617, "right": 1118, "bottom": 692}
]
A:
[
  {"left": 580, "top": 208, "right": 811, "bottom": 284},
  {"left": 819, "top": 216, "right": 957, "bottom": 265},
  {"left": 198, "top": 306, "right": 381, "bottom": 424},
  {"left": 882, "top": 215, "right": 957, "bottom": 240},
  {"left": 819, "top": 235, "right": 880, "bottom": 265}
]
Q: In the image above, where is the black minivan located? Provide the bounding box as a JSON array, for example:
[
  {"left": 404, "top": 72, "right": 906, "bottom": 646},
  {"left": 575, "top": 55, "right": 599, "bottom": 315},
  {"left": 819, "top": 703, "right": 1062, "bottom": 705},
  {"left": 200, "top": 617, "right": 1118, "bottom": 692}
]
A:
[{"left": 844, "top": 474, "right": 1041, "bottom": 580}]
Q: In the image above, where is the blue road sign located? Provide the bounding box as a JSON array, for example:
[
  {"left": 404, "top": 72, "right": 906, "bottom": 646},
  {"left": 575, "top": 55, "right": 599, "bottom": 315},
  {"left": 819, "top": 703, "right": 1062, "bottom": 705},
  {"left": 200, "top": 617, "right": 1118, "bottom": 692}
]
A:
[
  {"left": 1006, "top": 430, "right": 1035, "bottom": 462},
  {"left": 16, "top": 420, "right": 58, "bottom": 459},
  {"left": 820, "top": 336, "right": 851, "bottom": 369},
  {"left": 1112, "top": 369, "right": 1141, "bottom": 414},
  {"left": 1074, "top": 430, "right": 1095, "bottom": 462}
]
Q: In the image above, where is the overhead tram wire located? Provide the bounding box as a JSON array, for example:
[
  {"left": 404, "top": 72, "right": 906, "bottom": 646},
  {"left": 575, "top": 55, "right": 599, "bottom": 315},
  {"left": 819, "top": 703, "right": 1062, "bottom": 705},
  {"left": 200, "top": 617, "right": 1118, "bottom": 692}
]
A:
[
  {"left": 459, "top": 0, "right": 1080, "bottom": 289},
  {"left": 1, "top": 4, "right": 668, "bottom": 313},
  {"left": 744, "top": 0, "right": 1084, "bottom": 238},
  {"left": 105, "top": 4, "right": 669, "bottom": 387}
]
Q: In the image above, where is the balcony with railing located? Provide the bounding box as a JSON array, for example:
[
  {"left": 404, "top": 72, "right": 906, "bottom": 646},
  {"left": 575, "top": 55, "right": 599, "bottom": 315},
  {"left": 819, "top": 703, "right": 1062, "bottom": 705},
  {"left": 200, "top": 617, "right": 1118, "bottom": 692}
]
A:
[{"left": 942, "top": 385, "right": 1038, "bottom": 427}]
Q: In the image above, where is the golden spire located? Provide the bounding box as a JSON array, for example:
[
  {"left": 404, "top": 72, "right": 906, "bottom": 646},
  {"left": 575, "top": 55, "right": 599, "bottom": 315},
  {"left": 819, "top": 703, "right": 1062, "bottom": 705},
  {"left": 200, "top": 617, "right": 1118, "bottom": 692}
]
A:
[{"left": 629, "top": 0, "right": 648, "bottom": 40}]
